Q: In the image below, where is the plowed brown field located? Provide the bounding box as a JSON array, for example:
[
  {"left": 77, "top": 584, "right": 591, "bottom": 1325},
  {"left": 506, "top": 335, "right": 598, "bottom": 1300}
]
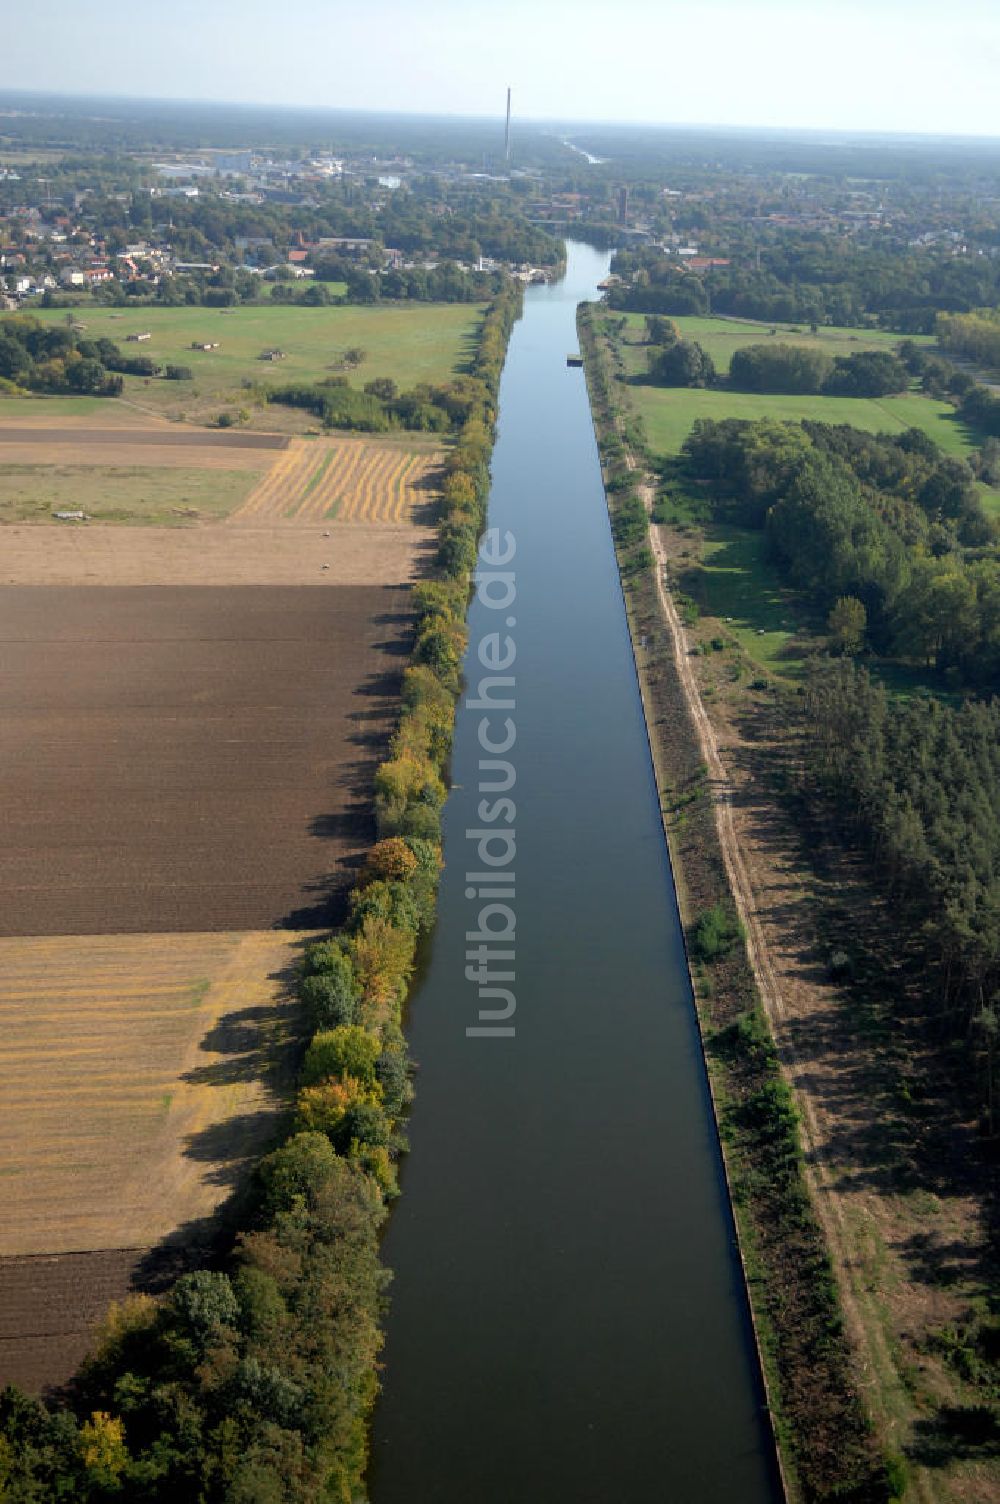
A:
[
  {"left": 0, "top": 584, "right": 411, "bottom": 934},
  {"left": 0, "top": 1248, "right": 150, "bottom": 1395}
]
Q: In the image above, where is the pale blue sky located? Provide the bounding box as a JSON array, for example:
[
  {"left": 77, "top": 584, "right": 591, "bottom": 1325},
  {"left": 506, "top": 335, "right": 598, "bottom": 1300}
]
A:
[{"left": 3, "top": 0, "right": 1000, "bottom": 137}]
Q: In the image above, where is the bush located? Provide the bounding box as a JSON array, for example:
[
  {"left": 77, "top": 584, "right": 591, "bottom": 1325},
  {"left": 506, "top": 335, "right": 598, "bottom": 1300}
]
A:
[
  {"left": 613, "top": 494, "right": 649, "bottom": 547},
  {"left": 414, "top": 616, "right": 467, "bottom": 689},
  {"left": 296, "top": 1075, "right": 374, "bottom": 1139},
  {"left": 349, "top": 878, "right": 421, "bottom": 936},
  {"left": 823, "top": 349, "right": 908, "bottom": 397},
  {"left": 301, "top": 1026, "right": 381, "bottom": 1090},
  {"left": 692, "top": 902, "right": 743, "bottom": 962},
  {"left": 300, "top": 967, "right": 358, "bottom": 1030},
  {"left": 437, "top": 523, "right": 478, "bottom": 579},
  {"left": 164, "top": 363, "right": 193, "bottom": 380},
  {"left": 255, "top": 1131, "right": 341, "bottom": 1216},
  {"left": 648, "top": 338, "right": 715, "bottom": 388},
  {"left": 301, "top": 937, "right": 351, "bottom": 978},
  {"left": 361, "top": 837, "right": 419, "bottom": 886}
]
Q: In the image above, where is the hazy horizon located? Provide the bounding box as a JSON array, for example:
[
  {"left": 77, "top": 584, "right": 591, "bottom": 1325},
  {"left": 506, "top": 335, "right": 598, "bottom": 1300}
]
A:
[
  {"left": 6, "top": 85, "right": 1000, "bottom": 151},
  {"left": 3, "top": 0, "right": 1000, "bottom": 139}
]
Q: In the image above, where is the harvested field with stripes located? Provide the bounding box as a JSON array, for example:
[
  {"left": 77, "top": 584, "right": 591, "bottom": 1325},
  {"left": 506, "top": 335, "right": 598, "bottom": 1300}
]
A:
[
  {"left": 232, "top": 435, "right": 441, "bottom": 524},
  {"left": 0, "top": 930, "right": 306, "bottom": 1257},
  {"left": 0, "top": 929, "right": 311, "bottom": 1391}
]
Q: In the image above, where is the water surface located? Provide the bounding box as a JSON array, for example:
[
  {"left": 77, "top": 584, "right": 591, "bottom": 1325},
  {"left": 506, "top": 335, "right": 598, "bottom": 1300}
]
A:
[{"left": 371, "top": 243, "right": 781, "bottom": 1503}]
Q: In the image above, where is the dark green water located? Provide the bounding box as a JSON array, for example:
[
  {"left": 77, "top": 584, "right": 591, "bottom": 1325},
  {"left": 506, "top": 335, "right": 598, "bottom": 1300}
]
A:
[{"left": 370, "top": 243, "right": 782, "bottom": 1502}]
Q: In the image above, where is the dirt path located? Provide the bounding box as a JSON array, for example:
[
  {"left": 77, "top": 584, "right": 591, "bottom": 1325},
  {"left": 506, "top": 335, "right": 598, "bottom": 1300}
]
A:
[{"left": 627, "top": 455, "right": 940, "bottom": 1501}]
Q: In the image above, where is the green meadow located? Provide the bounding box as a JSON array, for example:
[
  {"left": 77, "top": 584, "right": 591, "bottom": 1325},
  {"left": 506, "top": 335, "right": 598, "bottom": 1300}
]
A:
[
  {"left": 618, "top": 315, "right": 992, "bottom": 682},
  {"left": 631, "top": 383, "right": 975, "bottom": 459},
  {"left": 22, "top": 302, "right": 483, "bottom": 424},
  {"left": 616, "top": 315, "right": 982, "bottom": 463},
  {"left": 622, "top": 313, "right": 933, "bottom": 376}
]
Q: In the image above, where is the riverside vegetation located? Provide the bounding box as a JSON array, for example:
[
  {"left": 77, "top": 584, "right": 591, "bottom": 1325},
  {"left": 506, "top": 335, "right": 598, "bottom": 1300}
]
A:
[
  {"left": 0, "top": 283, "right": 523, "bottom": 1503},
  {"left": 579, "top": 302, "right": 910, "bottom": 1503},
  {"left": 583, "top": 298, "right": 1000, "bottom": 1497}
]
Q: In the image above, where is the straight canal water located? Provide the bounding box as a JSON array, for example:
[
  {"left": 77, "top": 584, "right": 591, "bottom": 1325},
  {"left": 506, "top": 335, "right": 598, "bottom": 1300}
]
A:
[{"left": 370, "top": 242, "right": 782, "bottom": 1503}]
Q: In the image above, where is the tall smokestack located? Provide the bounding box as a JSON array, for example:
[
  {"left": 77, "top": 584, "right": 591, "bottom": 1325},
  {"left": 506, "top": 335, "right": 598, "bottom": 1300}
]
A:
[{"left": 505, "top": 87, "right": 512, "bottom": 165}]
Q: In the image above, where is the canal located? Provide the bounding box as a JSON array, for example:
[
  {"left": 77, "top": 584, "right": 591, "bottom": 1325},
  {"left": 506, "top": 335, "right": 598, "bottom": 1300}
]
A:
[{"left": 370, "top": 242, "right": 782, "bottom": 1502}]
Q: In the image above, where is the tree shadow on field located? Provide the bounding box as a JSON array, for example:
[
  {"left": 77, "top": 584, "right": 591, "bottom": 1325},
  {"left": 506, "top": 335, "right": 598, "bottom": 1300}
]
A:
[
  {"left": 275, "top": 597, "right": 417, "bottom": 929},
  {"left": 908, "top": 1405, "right": 1000, "bottom": 1469},
  {"left": 180, "top": 1003, "right": 290, "bottom": 1089},
  {"left": 181, "top": 1109, "right": 284, "bottom": 1190},
  {"left": 126, "top": 941, "right": 309, "bottom": 1295}
]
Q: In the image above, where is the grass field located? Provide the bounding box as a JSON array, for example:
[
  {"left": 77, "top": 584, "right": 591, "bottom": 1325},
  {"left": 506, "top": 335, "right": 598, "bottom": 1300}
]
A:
[
  {"left": 22, "top": 303, "right": 482, "bottom": 425},
  {"left": 0, "top": 462, "right": 260, "bottom": 525},
  {"left": 680, "top": 526, "right": 799, "bottom": 676},
  {"left": 0, "top": 423, "right": 440, "bottom": 530},
  {"left": 618, "top": 314, "right": 982, "bottom": 462},
  {"left": 632, "top": 383, "right": 980, "bottom": 460},
  {"left": 622, "top": 313, "right": 933, "bottom": 374}
]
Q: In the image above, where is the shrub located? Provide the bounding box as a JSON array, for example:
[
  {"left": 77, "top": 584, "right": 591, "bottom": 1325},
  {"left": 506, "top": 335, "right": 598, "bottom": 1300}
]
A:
[
  {"left": 170, "top": 1270, "right": 240, "bottom": 1353},
  {"left": 343, "top": 1099, "right": 391, "bottom": 1149},
  {"left": 296, "top": 1075, "right": 374, "bottom": 1138},
  {"left": 414, "top": 617, "right": 468, "bottom": 689},
  {"left": 392, "top": 698, "right": 453, "bottom": 765},
  {"left": 412, "top": 578, "right": 466, "bottom": 621},
  {"left": 437, "top": 522, "right": 478, "bottom": 579},
  {"left": 391, "top": 801, "right": 443, "bottom": 842},
  {"left": 376, "top": 1043, "right": 412, "bottom": 1118},
  {"left": 349, "top": 878, "right": 421, "bottom": 936},
  {"left": 255, "top": 1131, "right": 341, "bottom": 1216},
  {"left": 648, "top": 338, "right": 715, "bottom": 388},
  {"left": 692, "top": 902, "right": 743, "bottom": 962},
  {"left": 301, "top": 936, "right": 351, "bottom": 977},
  {"left": 300, "top": 966, "right": 358, "bottom": 1030},
  {"left": 375, "top": 752, "right": 443, "bottom": 804},
  {"left": 301, "top": 1026, "right": 381, "bottom": 1090},
  {"left": 613, "top": 494, "right": 649, "bottom": 547},
  {"left": 402, "top": 663, "right": 454, "bottom": 715},
  {"left": 361, "top": 837, "right": 419, "bottom": 886},
  {"left": 730, "top": 343, "right": 833, "bottom": 394},
  {"left": 349, "top": 917, "right": 417, "bottom": 1014}
]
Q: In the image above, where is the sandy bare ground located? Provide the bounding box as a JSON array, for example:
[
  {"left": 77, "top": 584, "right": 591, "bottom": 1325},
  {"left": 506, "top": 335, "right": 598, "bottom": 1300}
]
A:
[
  {"left": 0, "top": 519, "right": 435, "bottom": 585},
  {"left": 0, "top": 930, "right": 313, "bottom": 1258}
]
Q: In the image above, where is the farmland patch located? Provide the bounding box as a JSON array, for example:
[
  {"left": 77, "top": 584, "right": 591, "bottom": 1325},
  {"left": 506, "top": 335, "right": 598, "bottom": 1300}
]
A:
[
  {"left": 231, "top": 435, "right": 441, "bottom": 524},
  {"left": 0, "top": 928, "right": 312, "bottom": 1391},
  {"left": 0, "top": 585, "right": 411, "bottom": 934}
]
